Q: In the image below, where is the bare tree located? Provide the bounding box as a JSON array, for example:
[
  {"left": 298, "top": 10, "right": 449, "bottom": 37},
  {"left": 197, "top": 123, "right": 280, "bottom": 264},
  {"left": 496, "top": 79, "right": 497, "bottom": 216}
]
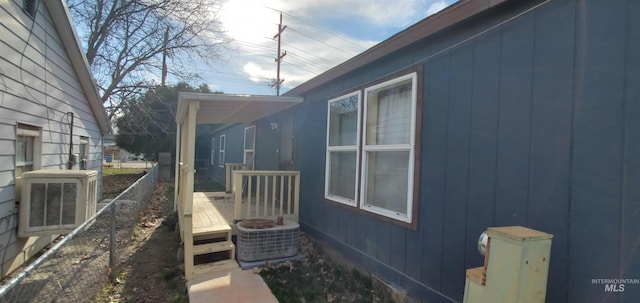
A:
[{"left": 68, "top": 0, "right": 229, "bottom": 118}]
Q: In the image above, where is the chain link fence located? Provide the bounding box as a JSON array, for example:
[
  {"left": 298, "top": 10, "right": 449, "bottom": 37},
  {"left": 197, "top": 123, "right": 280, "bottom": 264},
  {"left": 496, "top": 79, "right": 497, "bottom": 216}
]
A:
[{"left": 0, "top": 165, "right": 159, "bottom": 303}]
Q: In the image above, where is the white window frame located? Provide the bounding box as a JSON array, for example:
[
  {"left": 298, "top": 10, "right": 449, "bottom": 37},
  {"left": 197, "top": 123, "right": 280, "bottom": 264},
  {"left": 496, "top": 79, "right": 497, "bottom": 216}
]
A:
[
  {"left": 79, "top": 136, "right": 89, "bottom": 170},
  {"left": 218, "top": 135, "right": 225, "bottom": 168},
  {"left": 16, "top": 123, "right": 42, "bottom": 177},
  {"left": 243, "top": 126, "right": 256, "bottom": 170},
  {"left": 360, "top": 72, "right": 417, "bottom": 223},
  {"left": 324, "top": 91, "right": 361, "bottom": 206},
  {"left": 210, "top": 137, "right": 216, "bottom": 166}
]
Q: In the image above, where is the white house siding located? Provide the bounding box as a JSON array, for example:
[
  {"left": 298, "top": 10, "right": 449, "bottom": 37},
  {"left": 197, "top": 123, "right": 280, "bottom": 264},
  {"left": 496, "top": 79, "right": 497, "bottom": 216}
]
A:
[{"left": 0, "top": 1, "right": 105, "bottom": 276}]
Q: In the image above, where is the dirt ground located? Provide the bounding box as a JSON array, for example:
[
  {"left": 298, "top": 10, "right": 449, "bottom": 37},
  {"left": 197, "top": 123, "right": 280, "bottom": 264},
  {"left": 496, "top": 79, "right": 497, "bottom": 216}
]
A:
[
  {"left": 102, "top": 173, "right": 148, "bottom": 199},
  {"left": 98, "top": 173, "right": 392, "bottom": 303},
  {"left": 98, "top": 174, "right": 186, "bottom": 303},
  {"left": 257, "top": 234, "right": 394, "bottom": 303}
]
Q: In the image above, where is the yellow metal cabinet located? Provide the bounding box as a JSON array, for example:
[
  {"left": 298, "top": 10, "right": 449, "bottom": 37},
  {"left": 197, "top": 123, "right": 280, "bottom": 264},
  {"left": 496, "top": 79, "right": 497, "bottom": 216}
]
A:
[{"left": 463, "top": 226, "right": 553, "bottom": 303}]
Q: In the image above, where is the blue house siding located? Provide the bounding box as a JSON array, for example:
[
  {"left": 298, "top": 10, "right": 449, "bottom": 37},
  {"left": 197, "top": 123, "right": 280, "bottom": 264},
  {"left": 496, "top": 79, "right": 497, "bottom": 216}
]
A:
[
  {"left": 208, "top": 124, "right": 245, "bottom": 183},
  {"left": 254, "top": 110, "right": 298, "bottom": 171},
  {"left": 621, "top": 1, "right": 640, "bottom": 302},
  {"left": 205, "top": 0, "right": 640, "bottom": 302},
  {"left": 291, "top": 1, "right": 576, "bottom": 301},
  {"left": 254, "top": 118, "right": 279, "bottom": 170},
  {"left": 271, "top": 0, "right": 640, "bottom": 302},
  {"left": 569, "top": 0, "right": 640, "bottom": 302}
]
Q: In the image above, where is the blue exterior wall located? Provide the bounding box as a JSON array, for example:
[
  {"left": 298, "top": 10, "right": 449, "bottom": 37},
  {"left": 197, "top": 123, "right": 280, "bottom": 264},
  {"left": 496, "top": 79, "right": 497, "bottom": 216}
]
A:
[
  {"left": 569, "top": 0, "right": 640, "bottom": 302},
  {"left": 207, "top": 109, "right": 296, "bottom": 183},
  {"left": 254, "top": 114, "right": 282, "bottom": 171},
  {"left": 253, "top": 109, "right": 299, "bottom": 171},
  {"left": 257, "top": 0, "right": 640, "bottom": 302},
  {"left": 208, "top": 124, "right": 246, "bottom": 183}
]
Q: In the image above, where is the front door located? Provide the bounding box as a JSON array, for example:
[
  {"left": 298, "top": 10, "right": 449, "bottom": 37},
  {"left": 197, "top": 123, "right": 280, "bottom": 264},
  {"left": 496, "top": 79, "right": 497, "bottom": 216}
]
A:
[{"left": 278, "top": 116, "right": 295, "bottom": 170}]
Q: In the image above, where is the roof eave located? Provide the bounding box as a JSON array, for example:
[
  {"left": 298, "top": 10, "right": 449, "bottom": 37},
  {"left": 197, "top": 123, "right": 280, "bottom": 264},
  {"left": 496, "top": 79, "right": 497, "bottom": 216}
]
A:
[
  {"left": 44, "top": 0, "right": 112, "bottom": 135},
  {"left": 176, "top": 92, "right": 303, "bottom": 125}
]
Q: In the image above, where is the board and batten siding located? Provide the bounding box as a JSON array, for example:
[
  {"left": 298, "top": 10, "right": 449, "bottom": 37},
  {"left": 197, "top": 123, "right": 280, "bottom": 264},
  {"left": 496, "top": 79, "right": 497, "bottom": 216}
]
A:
[
  {"left": 208, "top": 124, "right": 245, "bottom": 183},
  {"left": 0, "top": 0, "right": 105, "bottom": 277},
  {"left": 569, "top": 0, "right": 640, "bottom": 302},
  {"left": 293, "top": 0, "right": 640, "bottom": 302}
]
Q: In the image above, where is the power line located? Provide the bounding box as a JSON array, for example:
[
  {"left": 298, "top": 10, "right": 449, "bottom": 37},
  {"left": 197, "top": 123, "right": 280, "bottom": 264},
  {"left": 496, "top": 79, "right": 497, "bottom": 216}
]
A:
[
  {"left": 222, "top": 6, "right": 364, "bottom": 61},
  {"left": 285, "top": 52, "right": 331, "bottom": 71},
  {"left": 197, "top": 77, "right": 268, "bottom": 87},
  {"left": 236, "top": 39, "right": 330, "bottom": 70},
  {"left": 281, "top": 41, "right": 334, "bottom": 66},
  {"left": 205, "top": 74, "right": 272, "bottom": 83},
  {"left": 176, "top": 67, "right": 273, "bottom": 86},
  {"left": 263, "top": 6, "right": 367, "bottom": 54},
  {"left": 286, "top": 27, "right": 356, "bottom": 57},
  {"left": 281, "top": 61, "right": 323, "bottom": 75},
  {"left": 229, "top": 41, "right": 329, "bottom": 77},
  {"left": 233, "top": 40, "right": 277, "bottom": 52},
  {"left": 214, "top": 6, "right": 374, "bottom": 90}
]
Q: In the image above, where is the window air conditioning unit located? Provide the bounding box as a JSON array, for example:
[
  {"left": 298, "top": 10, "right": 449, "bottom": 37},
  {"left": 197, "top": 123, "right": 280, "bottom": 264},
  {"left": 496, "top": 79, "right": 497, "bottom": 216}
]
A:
[{"left": 18, "top": 170, "right": 98, "bottom": 238}]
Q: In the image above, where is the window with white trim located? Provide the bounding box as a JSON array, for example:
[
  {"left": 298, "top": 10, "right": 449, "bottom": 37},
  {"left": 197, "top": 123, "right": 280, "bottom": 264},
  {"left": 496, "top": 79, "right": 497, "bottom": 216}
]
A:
[
  {"left": 324, "top": 92, "right": 361, "bottom": 206},
  {"left": 218, "top": 135, "right": 225, "bottom": 168},
  {"left": 210, "top": 137, "right": 216, "bottom": 166},
  {"left": 323, "top": 72, "right": 419, "bottom": 224},
  {"left": 361, "top": 73, "right": 417, "bottom": 223},
  {"left": 244, "top": 126, "right": 255, "bottom": 169},
  {"left": 16, "top": 123, "right": 42, "bottom": 177}
]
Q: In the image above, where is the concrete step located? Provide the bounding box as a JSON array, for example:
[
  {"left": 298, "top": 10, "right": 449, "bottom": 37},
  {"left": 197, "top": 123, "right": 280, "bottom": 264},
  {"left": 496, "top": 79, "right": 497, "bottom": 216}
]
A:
[{"left": 188, "top": 267, "right": 279, "bottom": 303}]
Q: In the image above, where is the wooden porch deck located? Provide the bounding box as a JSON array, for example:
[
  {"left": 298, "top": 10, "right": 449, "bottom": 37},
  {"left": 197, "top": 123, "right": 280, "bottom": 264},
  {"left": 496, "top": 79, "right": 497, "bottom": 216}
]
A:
[
  {"left": 192, "top": 192, "right": 236, "bottom": 235},
  {"left": 192, "top": 191, "right": 298, "bottom": 236}
]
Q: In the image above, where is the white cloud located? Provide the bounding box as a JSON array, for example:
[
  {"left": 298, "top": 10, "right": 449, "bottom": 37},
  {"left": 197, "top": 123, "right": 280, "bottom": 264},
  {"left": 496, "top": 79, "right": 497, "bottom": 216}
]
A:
[
  {"left": 206, "top": 83, "right": 223, "bottom": 92},
  {"left": 426, "top": 0, "right": 449, "bottom": 16},
  {"left": 219, "top": 1, "right": 279, "bottom": 45},
  {"left": 243, "top": 62, "right": 273, "bottom": 82},
  {"left": 287, "top": 0, "right": 418, "bottom": 27},
  {"left": 205, "top": 0, "right": 456, "bottom": 94}
]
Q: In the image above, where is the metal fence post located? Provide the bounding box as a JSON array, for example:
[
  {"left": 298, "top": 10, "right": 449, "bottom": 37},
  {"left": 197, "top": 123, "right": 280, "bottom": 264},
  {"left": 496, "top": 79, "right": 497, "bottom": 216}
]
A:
[{"left": 109, "top": 202, "right": 116, "bottom": 283}]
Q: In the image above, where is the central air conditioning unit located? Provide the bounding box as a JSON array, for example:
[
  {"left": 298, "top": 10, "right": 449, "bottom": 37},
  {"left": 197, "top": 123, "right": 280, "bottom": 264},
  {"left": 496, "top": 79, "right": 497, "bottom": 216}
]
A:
[{"left": 18, "top": 170, "right": 98, "bottom": 238}]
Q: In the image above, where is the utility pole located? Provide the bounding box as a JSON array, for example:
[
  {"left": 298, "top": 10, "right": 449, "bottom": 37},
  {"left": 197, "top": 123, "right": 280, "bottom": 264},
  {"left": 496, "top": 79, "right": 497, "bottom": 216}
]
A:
[
  {"left": 271, "top": 12, "right": 287, "bottom": 95},
  {"left": 161, "top": 26, "right": 169, "bottom": 86}
]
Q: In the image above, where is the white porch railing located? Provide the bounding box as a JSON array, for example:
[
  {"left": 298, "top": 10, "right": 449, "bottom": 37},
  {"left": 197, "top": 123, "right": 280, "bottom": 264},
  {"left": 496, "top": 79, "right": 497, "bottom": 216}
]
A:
[
  {"left": 225, "top": 163, "right": 251, "bottom": 193},
  {"left": 178, "top": 162, "right": 195, "bottom": 280},
  {"left": 178, "top": 161, "right": 300, "bottom": 280},
  {"left": 232, "top": 170, "right": 300, "bottom": 222}
]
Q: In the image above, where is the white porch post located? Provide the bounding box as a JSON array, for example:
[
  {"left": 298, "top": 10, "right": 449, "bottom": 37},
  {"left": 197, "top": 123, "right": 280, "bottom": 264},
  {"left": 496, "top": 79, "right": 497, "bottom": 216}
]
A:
[
  {"left": 173, "top": 123, "right": 181, "bottom": 211},
  {"left": 183, "top": 100, "right": 198, "bottom": 280},
  {"left": 185, "top": 100, "right": 198, "bottom": 210}
]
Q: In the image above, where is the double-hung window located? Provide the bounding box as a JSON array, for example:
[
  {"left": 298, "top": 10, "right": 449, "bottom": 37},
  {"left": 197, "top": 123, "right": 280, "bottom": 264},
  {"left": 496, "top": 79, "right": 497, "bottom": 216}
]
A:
[
  {"left": 218, "top": 135, "right": 225, "bottom": 168},
  {"left": 324, "top": 72, "right": 418, "bottom": 224},
  {"left": 210, "top": 137, "right": 216, "bottom": 166},
  {"left": 244, "top": 126, "right": 255, "bottom": 170},
  {"left": 361, "top": 73, "right": 417, "bottom": 223},
  {"left": 16, "top": 123, "right": 41, "bottom": 177},
  {"left": 325, "top": 92, "right": 361, "bottom": 206}
]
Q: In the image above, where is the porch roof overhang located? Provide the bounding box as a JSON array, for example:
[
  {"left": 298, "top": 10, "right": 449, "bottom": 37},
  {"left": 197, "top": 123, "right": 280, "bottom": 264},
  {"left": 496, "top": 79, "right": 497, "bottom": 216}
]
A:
[{"left": 176, "top": 92, "right": 303, "bottom": 125}]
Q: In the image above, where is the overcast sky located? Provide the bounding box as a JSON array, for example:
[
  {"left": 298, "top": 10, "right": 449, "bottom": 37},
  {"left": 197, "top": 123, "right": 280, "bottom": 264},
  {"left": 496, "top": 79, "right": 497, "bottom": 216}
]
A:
[{"left": 193, "top": 0, "right": 457, "bottom": 95}]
